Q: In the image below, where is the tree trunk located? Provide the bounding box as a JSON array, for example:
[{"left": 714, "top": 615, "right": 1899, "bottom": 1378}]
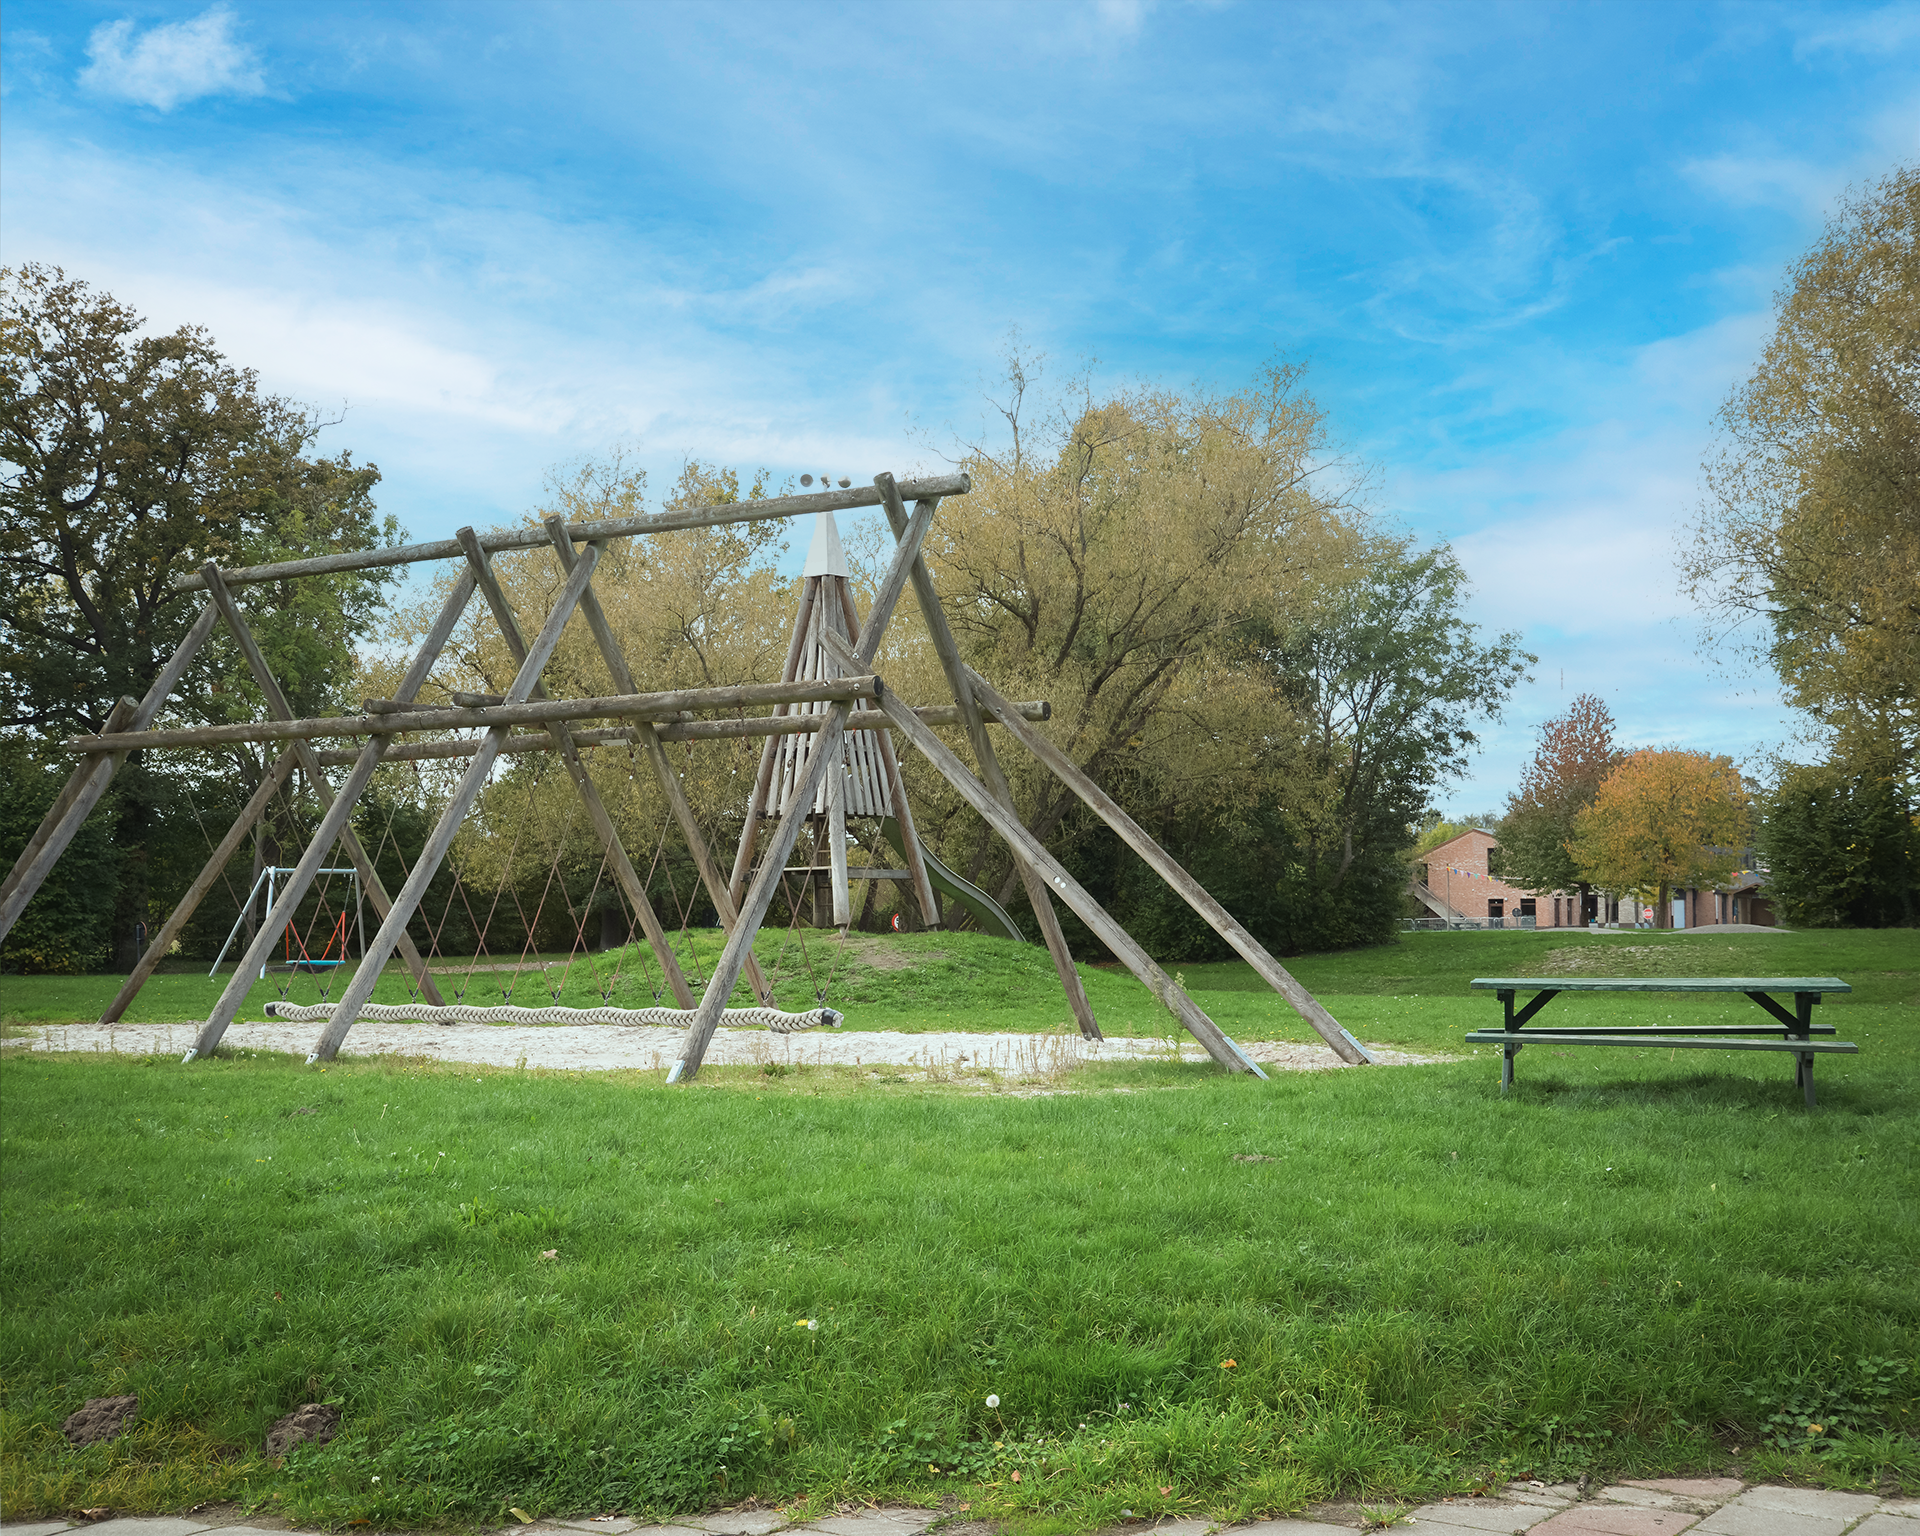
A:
[{"left": 1656, "top": 881, "right": 1670, "bottom": 929}]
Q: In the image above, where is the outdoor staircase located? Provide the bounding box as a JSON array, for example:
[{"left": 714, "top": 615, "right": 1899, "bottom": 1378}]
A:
[{"left": 1409, "top": 880, "right": 1467, "bottom": 922}]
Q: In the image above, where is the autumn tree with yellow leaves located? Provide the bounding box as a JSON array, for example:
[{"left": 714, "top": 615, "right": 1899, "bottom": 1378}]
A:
[{"left": 1569, "top": 750, "right": 1752, "bottom": 928}]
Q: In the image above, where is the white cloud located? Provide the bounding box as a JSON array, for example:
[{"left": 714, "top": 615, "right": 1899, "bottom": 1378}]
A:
[{"left": 79, "top": 7, "right": 265, "bottom": 111}]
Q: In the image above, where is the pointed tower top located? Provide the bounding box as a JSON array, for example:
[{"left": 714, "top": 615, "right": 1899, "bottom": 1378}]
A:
[{"left": 803, "top": 511, "right": 849, "bottom": 578}]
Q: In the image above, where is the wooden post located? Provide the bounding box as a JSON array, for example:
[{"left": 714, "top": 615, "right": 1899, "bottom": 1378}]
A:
[
  {"left": 668, "top": 497, "right": 938, "bottom": 1082},
  {"left": 537, "top": 513, "right": 775, "bottom": 1006},
  {"left": 97, "top": 745, "right": 299, "bottom": 1024},
  {"left": 307, "top": 537, "right": 604, "bottom": 1062},
  {"left": 964, "top": 666, "right": 1371, "bottom": 1065},
  {"left": 0, "top": 598, "right": 221, "bottom": 944},
  {"left": 873, "top": 473, "right": 1102, "bottom": 1040},
  {"left": 820, "top": 592, "right": 852, "bottom": 927},
  {"left": 459, "top": 527, "right": 695, "bottom": 1009},
  {"left": 834, "top": 581, "right": 939, "bottom": 928},
  {"left": 730, "top": 577, "right": 818, "bottom": 903},
  {"left": 869, "top": 677, "right": 1266, "bottom": 1078},
  {"left": 184, "top": 570, "right": 475, "bottom": 1059},
  {"left": 197, "top": 566, "right": 446, "bottom": 1005}
]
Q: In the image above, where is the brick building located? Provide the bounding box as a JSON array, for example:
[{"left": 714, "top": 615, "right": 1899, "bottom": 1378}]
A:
[{"left": 1412, "top": 828, "right": 1775, "bottom": 928}]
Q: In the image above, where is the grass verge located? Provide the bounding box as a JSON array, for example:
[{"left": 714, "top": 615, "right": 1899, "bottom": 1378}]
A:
[{"left": 1, "top": 929, "right": 1915, "bottom": 1529}]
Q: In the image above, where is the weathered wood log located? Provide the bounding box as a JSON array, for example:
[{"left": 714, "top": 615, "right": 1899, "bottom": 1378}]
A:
[
  {"left": 169, "top": 473, "right": 973, "bottom": 591},
  {"left": 61, "top": 674, "right": 884, "bottom": 753},
  {"left": 873, "top": 474, "right": 1102, "bottom": 1039},
  {"left": 98, "top": 746, "right": 299, "bottom": 1025},
  {"left": 730, "top": 577, "right": 821, "bottom": 903},
  {"left": 963, "top": 665, "right": 1370, "bottom": 1065},
  {"left": 538, "top": 514, "right": 767, "bottom": 1006},
  {"left": 1, "top": 599, "right": 221, "bottom": 943},
  {"left": 870, "top": 677, "right": 1266, "bottom": 1078},
  {"left": 460, "top": 526, "right": 693, "bottom": 1009},
  {"left": 186, "top": 567, "right": 473, "bottom": 1057},
  {"left": 308, "top": 536, "right": 605, "bottom": 1062},
  {"left": 306, "top": 702, "right": 1051, "bottom": 766},
  {"left": 669, "top": 496, "right": 938, "bottom": 1082}
]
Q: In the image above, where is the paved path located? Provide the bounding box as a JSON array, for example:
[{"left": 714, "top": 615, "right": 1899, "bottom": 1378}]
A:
[{"left": 4, "top": 1478, "right": 1913, "bottom": 1536}]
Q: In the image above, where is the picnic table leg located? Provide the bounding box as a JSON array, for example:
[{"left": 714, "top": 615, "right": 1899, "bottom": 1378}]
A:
[
  {"left": 1795, "top": 990, "right": 1817, "bottom": 1109},
  {"left": 1500, "top": 988, "right": 1519, "bottom": 1093}
]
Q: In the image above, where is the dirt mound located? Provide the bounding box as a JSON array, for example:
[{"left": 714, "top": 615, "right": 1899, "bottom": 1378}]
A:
[
  {"left": 265, "top": 1403, "right": 341, "bottom": 1461},
  {"left": 63, "top": 1395, "right": 138, "bottom": 1446}
]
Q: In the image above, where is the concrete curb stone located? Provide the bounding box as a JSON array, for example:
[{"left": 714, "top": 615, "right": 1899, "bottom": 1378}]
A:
[{"left": 4, "top": 1484, "right": 1916, "bottom": 1536}]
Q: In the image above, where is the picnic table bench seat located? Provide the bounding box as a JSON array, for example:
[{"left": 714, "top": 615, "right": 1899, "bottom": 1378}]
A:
[{"left": 1465, "top": 976, "right": 1855, "bottom": 1108}]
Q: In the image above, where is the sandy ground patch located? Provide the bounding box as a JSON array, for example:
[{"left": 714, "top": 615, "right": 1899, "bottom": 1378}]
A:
[{"left": 12, "top": 1019, "right": 1445, "bottom": 1074}]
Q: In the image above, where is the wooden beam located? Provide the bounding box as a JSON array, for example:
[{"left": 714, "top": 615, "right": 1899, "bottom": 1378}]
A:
[
  {"left": 1, "top": 597, "right": 222, "bottom": 943},
  {"left": 200, "top": 565, "right": 448, "bottom": 1004},
  {"left": 873, "top": 473, "right": 1102, "bottom": 1040},
  {"left": 184, "top": 569, "right": 474, "bottom": 1057},
  {"left": 964, "top": 666, "right": 1371, "bottom": 1065},
  {"left": 306, "top": 702, "right": 1052, "bottom": 765},
  {"left": 870, "top": 678, "right": 1266, "bottom": 1078},
  {"left": 459, "top": 527, "right": 695, "bottom": 1010},
  {"left": 538, "top": 515, "right": 771, "bottom": 1007},
  {"left": 307, "top": 536, "right": 604, "bottom": 1062},
  {"left": 97, "top": 746, "right": 299, "bottom": 1025},
  {"left": 61, "top": 674, "right": 885, "bottom": 754},
  {"left": 730, "top": 577, "right": 821, "bottom": 904},
  {"left": 170, "top": 473, "right": 973, "bottom": 592},
  {"left": 668, "top": 497, "right": 938, "bottom": 1082},
  {"left": 834, "top": 580, "right": 939, "bottom": 929}
]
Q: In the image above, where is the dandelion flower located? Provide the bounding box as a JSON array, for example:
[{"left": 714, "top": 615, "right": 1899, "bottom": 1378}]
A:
[
  {"left": 986, "top": 1394, "right": 1000, "bottom": 1408},
  {"left": 807, "top": 1319, "right": 819, "bottom": 1330},
  {"left": 1220, "top": 1359, "right": 1237, "bottom": 1369}
]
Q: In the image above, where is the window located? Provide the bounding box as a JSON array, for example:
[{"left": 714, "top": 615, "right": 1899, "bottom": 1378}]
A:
[
  {"left": 1518, "top": 898, "right": 1536, "bottom": 918},
  {"left": 1487, "top": 898, "right": 1505, "bottom": 919}
]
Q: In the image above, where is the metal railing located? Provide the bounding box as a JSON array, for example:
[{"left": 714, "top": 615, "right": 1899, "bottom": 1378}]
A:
[{"left": 1399, "top": 915, "right": 1539, "bottom": 932}]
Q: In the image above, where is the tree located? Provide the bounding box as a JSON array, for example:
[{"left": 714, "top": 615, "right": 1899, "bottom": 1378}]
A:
[
  {"left": 1, "top": 263, "right": 402, "bottom": 738},
  {"left": 922, "top": 357, "right": 1361, "bottom": 911},
  {"left": 1064, "top": 539, "right": 1530, "bottom": 957},
  {"left": 1569, "top": 750, "right": 1751, "bottom": 927},
  {"left": 1493, "top": 692, "right": 1625, "bottom": 917},
  {"left": 1683, "top": 165, "right": 1919, "bottom": 764},
  {"left": 1, "top": 264, "right": 403, "bottom": 965},
  {"left": 1759, "top": 748, "right": 1919, "bottom": 928}
]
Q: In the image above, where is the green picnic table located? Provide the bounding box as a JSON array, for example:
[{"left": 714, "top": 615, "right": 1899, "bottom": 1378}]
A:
[{"left": 1465, "top": 976, "right": 1856, "bottom": 1107}]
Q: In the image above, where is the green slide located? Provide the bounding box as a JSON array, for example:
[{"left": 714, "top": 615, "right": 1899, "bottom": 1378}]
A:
[{"left": 878, "top": 817, "right": 1026, "bottom": 942}]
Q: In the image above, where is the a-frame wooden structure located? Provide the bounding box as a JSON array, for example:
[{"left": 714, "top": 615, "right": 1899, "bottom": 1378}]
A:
[{"left": 2, "top": 472, "right": 1372, "bottom": 1080}]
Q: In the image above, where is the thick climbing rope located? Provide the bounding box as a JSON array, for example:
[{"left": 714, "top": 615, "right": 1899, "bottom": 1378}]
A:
[{"left": 260, "top": 1000, "right": 842, "bottom": 1033}]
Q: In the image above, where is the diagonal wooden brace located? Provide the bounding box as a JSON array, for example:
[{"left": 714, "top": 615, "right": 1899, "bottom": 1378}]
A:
[
  {"left": 185, "top": 568, "right": 475, "bottom": 1058},
  {"left": 460, "top": 527, "right": 695, "bottom": 1009},
  {"left": 873, "top": 473, "right": 1102, "bottom": 1040},
  {"left": 539, "top": 515, "right": 772, "bottom": 1005},
  {"left": 869, "top": 671, "right": 1266, "bottom": 1078},
  {"left": 668, "top": 497, "right": 939, "bottom": 1082},
  {"left": 198, "top": 567, "right": 445, "bottom": 1006},
  {"left": 307, "top": 536, "right": 604, "bottom": 1062}
]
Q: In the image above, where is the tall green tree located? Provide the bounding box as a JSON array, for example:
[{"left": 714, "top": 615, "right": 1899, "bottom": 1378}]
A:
[
  {"left": 1493, "top": 692, "right": 1625, "bottom": 916},
  {"left": 1683, "top": 165, "right": 1918, "bottom": 763},
  {"left": 1, "top": 263, "right": 402, "bottom": 736},
  {"left": 1760, "top": 748, "right": 1919, "bottom": 928},
  {"left": 1, "top": 264, "right": 403, "bottom": 965}
]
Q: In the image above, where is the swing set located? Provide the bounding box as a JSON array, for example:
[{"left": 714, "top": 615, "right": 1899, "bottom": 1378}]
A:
[
  {"left": 2, "top": 471, "right": 1370, "bottom": 1079},
  {"left": 208, "top": 865, "right": 362, "bottom": 981}
]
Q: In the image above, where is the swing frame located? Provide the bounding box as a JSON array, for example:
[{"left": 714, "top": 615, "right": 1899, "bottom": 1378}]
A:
[{"left": 5, "top": 471, "right": 1367, "bottom": 1079}]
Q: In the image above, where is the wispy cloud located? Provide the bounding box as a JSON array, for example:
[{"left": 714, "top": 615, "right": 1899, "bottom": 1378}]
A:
[{"left": 79, "top": 6, "right": 264, "bottom": 111}]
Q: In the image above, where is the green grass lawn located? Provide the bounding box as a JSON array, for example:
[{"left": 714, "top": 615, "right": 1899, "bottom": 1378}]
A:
[{"left": 1, "top": 928, "right": 1915, "bottom": 1530}]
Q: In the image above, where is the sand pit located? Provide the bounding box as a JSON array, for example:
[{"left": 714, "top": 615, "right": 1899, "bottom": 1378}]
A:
[{"left": 13, "top": 1018, "right": 1444, "bottom": 1075}]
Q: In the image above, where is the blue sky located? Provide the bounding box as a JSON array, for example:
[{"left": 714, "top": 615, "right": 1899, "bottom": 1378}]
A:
[{"left": 3, "top": 0, "right": 1916, "bottom": 815}]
